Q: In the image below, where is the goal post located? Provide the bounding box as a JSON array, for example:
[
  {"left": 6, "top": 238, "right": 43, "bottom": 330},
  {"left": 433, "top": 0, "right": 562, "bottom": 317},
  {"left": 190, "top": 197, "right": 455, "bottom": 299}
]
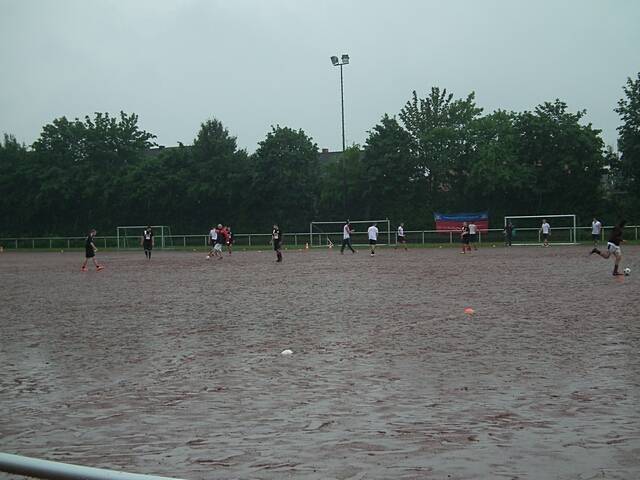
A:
[
  {"left": 504, "top": 214, "right": 577, "bottom": 245},
  {"left": 309, "top": 219, "right": 391, "bottom": 248},
  {"left": 116, "top": 225, "right": 173, "bottom": 249}
]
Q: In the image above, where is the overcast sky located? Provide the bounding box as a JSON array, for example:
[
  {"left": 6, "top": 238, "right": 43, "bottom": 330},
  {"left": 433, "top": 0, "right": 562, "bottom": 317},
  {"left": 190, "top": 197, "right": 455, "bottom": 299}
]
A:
[{"left": 1, "top": 0, "right": 638, "bottom": 153}]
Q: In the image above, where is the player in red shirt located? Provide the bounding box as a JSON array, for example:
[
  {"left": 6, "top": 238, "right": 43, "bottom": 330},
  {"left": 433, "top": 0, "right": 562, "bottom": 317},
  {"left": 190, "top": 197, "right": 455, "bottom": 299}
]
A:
[{"left": 223, "top": 225, "right": 233, "bottom": 255}]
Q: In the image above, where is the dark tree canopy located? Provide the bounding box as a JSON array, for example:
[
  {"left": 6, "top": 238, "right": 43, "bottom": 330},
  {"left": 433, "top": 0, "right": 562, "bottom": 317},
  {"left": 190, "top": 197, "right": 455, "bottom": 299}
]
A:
[{"left": 1, "top": 75, "right": 637, "bottom": 238}]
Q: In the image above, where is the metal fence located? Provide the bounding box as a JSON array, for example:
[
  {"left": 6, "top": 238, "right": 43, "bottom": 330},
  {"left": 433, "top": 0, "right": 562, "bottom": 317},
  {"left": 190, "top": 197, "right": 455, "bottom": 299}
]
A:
[
  {"left": 0, "top": 452, "right": 183, "bottom": 480},
  {"left": 0, "top": 226, "right": 637, "bottom": 250}
]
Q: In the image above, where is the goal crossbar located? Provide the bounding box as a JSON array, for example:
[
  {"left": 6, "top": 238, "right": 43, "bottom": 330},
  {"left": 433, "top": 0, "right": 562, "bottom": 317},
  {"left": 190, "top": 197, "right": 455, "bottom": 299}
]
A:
[
  {"left": 504, "top": 214, "right": 577, "bottom": 245},
  {"left": 116, "top": 225, "right": 172, "bottom": 249}
]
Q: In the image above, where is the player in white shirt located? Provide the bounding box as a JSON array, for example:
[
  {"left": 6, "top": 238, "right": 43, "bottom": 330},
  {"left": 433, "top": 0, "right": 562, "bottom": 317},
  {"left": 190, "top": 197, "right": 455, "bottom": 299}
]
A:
[
  {"left": 591, "top": 217, "right": 602, "bottom": 246},
  {"left": 396, "top": 223, "right": 407, "bottom": 251},
  {"left": 468, "top": 222, "right": 478, "bottom": 251},
  {"left": 341, "top": 220, "right": 356, "bottom": 254},
  {"left": 207, "top": 226, "right": 217, "bottom": 258},
  {"left": 367, "top": 223, "right": 379, "bottom": 256},
  {"left": 540, "top": 219, "right": 551, "bottom": 247}
]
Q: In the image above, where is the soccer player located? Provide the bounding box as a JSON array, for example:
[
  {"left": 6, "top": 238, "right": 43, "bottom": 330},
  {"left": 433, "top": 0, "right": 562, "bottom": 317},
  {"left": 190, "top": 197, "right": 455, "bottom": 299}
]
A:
[
  {"left": 341, "top": 220, "right": 356, "bottom": 254},
  {"left": 272, "top": 224, "right": 283, "bottom": 262},
  {"left": 540, "top": 219, "right": 551, "bottom": 247},
  {"left": 504, "top": 221, "right": 514, "bottom": 247},
  {"left": 591, "top": 220, "right": 626, "bottom": 276},
  {"left": 213, "top": 223, "right": 225, "bottom": 259},
  {"left": 224, "top": 225, "right": 233, "bottom": 255},
  {"left": 81, "top": 229, "right": 104, "bottom": 271},
  {"left": 141, "top": 226, "right": 154, "bottom": 259},
  {"left": 208, "top": 226, "right": 217, "bottom": 258},
  {"left": 460, "top": 221, "right": 471, "bottom": 253},
  {"left": 367, "top": 222, "right": 378, "bottom": 256},
  {"left": 468, "top": 221, "right": 478, "bottom": 250},
  {"left": 396, "top": 223, "right": 407, "bottom": 251},
  {"left": 591, "top": 217, "right": 602, "bottom": 246}
]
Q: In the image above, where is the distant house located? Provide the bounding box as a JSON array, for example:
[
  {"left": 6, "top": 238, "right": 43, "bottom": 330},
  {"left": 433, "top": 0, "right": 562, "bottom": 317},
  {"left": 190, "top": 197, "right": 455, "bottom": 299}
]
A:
[
  {"left": 146, "top": 145, "right": 356, "bottom": 165},
  {"left": 318, "top": 148, "right": 344, "bottom": 165}
]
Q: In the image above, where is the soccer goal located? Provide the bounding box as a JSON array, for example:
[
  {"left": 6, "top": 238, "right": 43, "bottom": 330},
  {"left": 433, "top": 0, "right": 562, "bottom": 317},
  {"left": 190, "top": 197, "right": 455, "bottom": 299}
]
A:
[
  {"left": 116, "top": 225, "right": 173, "bottom": 249},
  {"left": 309, "top": 219, "right": 391, "bottom": 248},
  {"left": 504, "top": 214, "right": 577, "bottom": 245}
]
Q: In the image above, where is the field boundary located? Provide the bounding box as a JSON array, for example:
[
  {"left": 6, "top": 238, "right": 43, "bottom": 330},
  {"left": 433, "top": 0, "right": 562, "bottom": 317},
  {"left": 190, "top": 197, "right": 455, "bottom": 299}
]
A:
[{"left": 0, "top": 226, "right": 638, "bottom": 251}]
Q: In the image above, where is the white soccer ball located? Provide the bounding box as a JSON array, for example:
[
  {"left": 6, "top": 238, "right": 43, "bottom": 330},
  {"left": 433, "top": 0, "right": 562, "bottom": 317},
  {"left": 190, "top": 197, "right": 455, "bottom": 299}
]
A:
[
  {"left": 206, "top": 255, "right": 210, "bottom": 260},
  {"left": 624, "top": 267, "right": 631, "bottom": 276},
  {"left": 281, "top": 349, "right": 293, "bottom": 355}
]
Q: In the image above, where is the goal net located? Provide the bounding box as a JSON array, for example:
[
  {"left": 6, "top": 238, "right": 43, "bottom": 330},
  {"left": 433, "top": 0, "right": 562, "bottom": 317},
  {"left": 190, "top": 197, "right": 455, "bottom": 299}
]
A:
[
  {"left": 116, "top": 225, "right": 173, "bottom": 249},
  {"left": 309, "top": 219, "right": 391, "bottom": 248},
  {"left": 504, "top": 214, "right": 577, "bottom": 245}
]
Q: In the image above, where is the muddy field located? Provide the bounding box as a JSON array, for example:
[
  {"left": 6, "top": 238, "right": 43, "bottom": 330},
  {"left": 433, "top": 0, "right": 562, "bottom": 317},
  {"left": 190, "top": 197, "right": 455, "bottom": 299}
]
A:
[{"left": 1, "top": 245, "right": 639, "bottom": 480}]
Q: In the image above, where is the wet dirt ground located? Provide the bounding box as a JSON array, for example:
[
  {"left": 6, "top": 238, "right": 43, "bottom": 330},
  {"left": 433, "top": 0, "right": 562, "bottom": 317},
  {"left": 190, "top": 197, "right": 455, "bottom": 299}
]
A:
[{"left": 1, "top": 245, "right": 639, "bottom": 479}]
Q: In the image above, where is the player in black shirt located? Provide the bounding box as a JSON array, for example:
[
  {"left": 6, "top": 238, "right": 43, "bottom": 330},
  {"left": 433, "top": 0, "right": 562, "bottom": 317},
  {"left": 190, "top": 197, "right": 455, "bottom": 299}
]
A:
[
  {"left": 460, "top": 222, "right": 471, "bottom": 254},
  {"left": 591, "top": 220, "right": 626, "bottom": 276},
  {"left": 81, "top": 229, "right": 104, "bottom": 272},
  {"left": 141, "top": 226, "right": 154, "bottom": 259},
  {"left": 272, "top": 224, "right": 282, "bottom": 262},
  {"left": 504, "top": 221, "right": 514, "bottom": 247}
]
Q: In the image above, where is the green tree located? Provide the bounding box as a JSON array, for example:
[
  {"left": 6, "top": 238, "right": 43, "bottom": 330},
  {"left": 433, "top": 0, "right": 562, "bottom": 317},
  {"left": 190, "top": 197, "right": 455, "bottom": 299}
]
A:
[
  {"left": 0, "top": 134, "right": 31, "bottom": 235},
  {"left": 188, "top": 119, "right": 249, "bottom": 228},
  {"left": 465, "top": 110, "right": 535, "bottom": 217},
  {"left": 614, "top": 72, "right": 640, "bottom": 214},
  {"left": 318, "top": 145, "right": 368, "bottom": 221},
  {"left": 399, "top": 87, "right": 483, "bottom": 210},
  {"left": 515, "top": 100, "right": 605, "bottom": 218},
  {"left": 29, "top": 112, "right": 157, "bottom": 234},
  {"left": 361, "top": 115, "right": 423, "bottom": 222},
  {"left": 251, "top": 126, "right": 319, "bottom": 231}
]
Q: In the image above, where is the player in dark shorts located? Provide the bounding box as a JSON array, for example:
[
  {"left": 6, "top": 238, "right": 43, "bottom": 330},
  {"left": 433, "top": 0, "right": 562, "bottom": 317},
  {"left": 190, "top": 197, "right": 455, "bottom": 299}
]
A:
[
  {"left": 396, "top": 223, "right": 407, "bottom": 251},
  {"left": 591, "top": 220, "right": 626, "bottom": 276},
  {"left": 272, "top": 224, "right": 282, "bottom": 262},
  {"left": 224, "top": 225, "right": 233, "bottom": 255},
  {"left": 341, "top": 221, "right": 356, "bottom": 254},
  {"left": 504, "top": 221, "right": 514, "bottom": 246},
  {"left": 141, "top": 226, "right": 154, "bottom": 259},
  {"left": 468, "top": 222, "right": 478, "bottom": 250},
  {"left": 460, "top": 222, "right": 471, "bottom": 254},
  {"left": 81, "top": 229, "right": 104, "bottom": 271}
]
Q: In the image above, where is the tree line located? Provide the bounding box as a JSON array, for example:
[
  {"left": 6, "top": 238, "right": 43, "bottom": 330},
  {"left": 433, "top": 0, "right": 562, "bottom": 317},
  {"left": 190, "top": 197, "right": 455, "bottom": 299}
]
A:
[{"left": 1, "top": 73, "right": 639, "bottom": 237}]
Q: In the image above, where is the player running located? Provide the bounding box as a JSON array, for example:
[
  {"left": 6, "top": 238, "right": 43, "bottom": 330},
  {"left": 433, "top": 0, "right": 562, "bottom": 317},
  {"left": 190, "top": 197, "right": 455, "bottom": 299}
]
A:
[
  {"left": 341, "top": 220, "right": 356, "bottom": 254},
  {"left": 81, "top": 229, "right": 104, "bottom": 272},
  {"left": 224, "top": 225, "right": 233, "bottom": 255},
  {"left": 540, "top": 219, "right": 551, "bottom": 247},
  {"left": 213, "top": 224, "right": 225, "bottom": 259},
  {"left": 141, "top": 226, "right": 154, "bottom": 259},
  {"left": 460, "top": 221, "right": 471, "bottom": 253},
  {"left": 367, "top": 223, "right": 379, "bottom": 256},
  {"left": 396, "top": 223, "right": 407, "bottom": 250},
  {"left": 591, "top": 217, "right": 602, "bottom": 246},
  {"left": 208, "top": 226, "right": 217, "bottom": 258},
  {"left": 591, "top": 220, "right": 627, "bottom": 276},
  {"left": 272, "top": 224, "right": 283, "bottom": 262}
]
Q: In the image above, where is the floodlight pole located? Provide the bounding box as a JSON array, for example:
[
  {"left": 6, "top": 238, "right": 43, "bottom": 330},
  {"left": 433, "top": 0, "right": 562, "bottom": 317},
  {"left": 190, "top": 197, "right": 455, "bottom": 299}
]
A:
[
  {"left": 339, "top": 63, "right": 345, "bottom": 152},
  {"left": 331, "top": 54, "right": 349, "bottom": 215}
]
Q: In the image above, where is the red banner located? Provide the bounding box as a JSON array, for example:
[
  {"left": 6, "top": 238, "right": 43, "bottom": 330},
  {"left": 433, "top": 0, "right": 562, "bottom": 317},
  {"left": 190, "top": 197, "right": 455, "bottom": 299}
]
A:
[{"left": 434, "top": 212, "right": 489, "bottom": 232}]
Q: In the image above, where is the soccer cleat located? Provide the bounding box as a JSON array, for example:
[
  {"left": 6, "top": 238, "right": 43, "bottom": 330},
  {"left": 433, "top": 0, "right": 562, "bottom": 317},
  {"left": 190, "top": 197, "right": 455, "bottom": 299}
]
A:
[
  {"left": 613, "top": 272, "right": 624, "bottom": 276},
  {"left": 590, "top": 248, "right": 600, "bottom": 255},
  {"left": 81, "top": 266, "right": 88, "bottom": 272},
  {"left": 96, "top": 265, "right": 104, "bottom": 271}
]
